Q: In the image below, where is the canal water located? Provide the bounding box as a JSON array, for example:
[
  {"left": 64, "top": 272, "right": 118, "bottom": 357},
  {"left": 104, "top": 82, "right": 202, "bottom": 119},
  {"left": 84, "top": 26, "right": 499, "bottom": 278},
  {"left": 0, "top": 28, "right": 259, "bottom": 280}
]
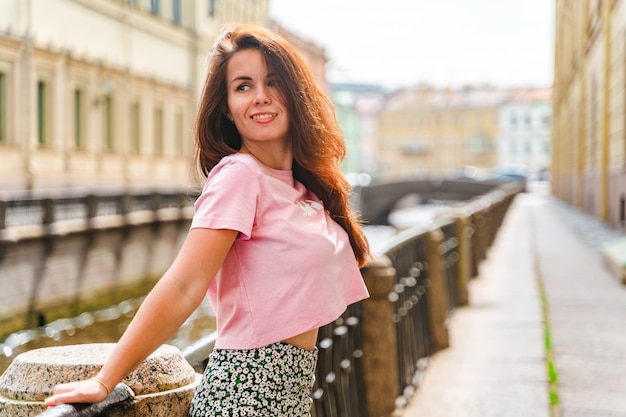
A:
[
  {"left": 0, "top": 298, "right": 216, "bottom": 375},
  {"left": 0, "top": 206, "right": 444, "bottom": 375}
]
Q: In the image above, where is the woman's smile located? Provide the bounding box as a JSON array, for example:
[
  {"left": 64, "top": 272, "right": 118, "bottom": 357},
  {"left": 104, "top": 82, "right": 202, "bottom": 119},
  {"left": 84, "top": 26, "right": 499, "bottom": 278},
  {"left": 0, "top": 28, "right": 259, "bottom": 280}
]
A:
[{"left": 251, "top": 112, "right": 278, "bottom": 122}]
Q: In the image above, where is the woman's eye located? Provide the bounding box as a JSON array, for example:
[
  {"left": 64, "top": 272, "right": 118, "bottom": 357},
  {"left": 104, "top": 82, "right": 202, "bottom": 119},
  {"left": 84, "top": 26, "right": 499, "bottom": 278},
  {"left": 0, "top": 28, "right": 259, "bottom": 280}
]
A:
[
  {"left": 236, "top": 84, "right": 250, "bottom": 91},
  {"left": 268, "top": 79, "right": 280, "bottom": 87}
]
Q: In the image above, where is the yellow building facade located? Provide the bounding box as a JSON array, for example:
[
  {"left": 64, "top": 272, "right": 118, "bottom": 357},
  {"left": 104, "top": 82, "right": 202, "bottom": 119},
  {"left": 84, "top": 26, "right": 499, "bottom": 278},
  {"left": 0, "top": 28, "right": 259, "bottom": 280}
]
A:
[
  {"left": 377, "top": 87, "right": 505, "bottom": 181},
  {"left": 0, "top": 0, "right": 306, "bottom": 193},
  {"left": 553, "top": 0, "right": 626, "bottom": 229},
  {"left": 0, "top": 0, "right": 269, "bottom": 193}
]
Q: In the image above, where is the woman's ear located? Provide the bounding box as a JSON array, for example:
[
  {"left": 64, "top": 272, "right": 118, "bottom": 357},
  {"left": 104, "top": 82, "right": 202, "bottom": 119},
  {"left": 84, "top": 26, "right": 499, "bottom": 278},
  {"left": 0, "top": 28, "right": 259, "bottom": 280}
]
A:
[{"left": 223, "top": 109, "right": 233, "bottom": 122}]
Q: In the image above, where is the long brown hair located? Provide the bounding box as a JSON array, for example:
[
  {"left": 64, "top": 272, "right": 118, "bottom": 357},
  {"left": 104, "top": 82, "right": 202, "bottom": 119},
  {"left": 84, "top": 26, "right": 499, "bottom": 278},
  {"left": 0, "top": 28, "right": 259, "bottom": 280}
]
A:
[{"left": 194, "top": 24, "right": 370, "bottom": 266}]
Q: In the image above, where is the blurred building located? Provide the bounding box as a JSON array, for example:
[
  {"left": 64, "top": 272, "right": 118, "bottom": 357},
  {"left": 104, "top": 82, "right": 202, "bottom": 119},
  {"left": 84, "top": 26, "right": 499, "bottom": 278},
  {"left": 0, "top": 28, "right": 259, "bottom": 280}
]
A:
[
  {"left": 0, "top": 1, "right": 327, "bottom": 194},
  {"left": 498, "top": 88, "right": 552, "bottom": 180},
  {"left": 268, "top": 21, "right": 328, "bottom": 94},
  {"left": 330, "top": 83, "right": 386, "bottom": 181},
  {"left": 553, "top": 0, "right": 626, "bottom": 230},
  {"left": 376, "top": 86, "right": 506, "bottom": 181}
]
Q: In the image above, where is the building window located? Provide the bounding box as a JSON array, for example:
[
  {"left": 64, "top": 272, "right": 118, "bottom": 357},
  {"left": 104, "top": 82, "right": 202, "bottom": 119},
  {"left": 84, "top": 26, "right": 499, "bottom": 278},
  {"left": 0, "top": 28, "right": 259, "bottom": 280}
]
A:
[
  {"left": 172, "top": 0, "right": 181, "bottom": 24},
  {"left": 37, "top": 80, "right": 48, "bottom": 147},
  {"left": 154, "top": 105, "right": 163, "bottom": 156},
  {"left": 591, "top": 80, "right": 598, "bottom": 168},
  {"left": 104, "top": 94, "right": 114, "bottom": 151},
  {"left": 466, "top": 134, "right": 490, "bottom": 154},
  {"left": 0, "top": 72, "right": 5, "bottom": 144},
  {"left": 74, "top": 89, "right": 84, "bottom": 149},
  {"left": 208, "top": 0, "right": 216, "bottom": 17},
  {"left": 150, "top": 0, "right": 161, "bottom": 16},
  {"left": 130, "top": 101, "right": 141, "bottom": 155},
  {"left": 175, "top": 108, "right": 184, "bottom": 156}
]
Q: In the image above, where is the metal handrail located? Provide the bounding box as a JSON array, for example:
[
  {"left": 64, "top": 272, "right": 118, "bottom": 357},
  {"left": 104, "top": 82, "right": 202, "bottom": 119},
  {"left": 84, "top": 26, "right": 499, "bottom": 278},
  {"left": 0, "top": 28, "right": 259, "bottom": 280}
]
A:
[
  {"left": 36, "top": 383, "right": 134, "bottom": 417},
  {"left": 181, "top": 330, "right": 218, "bottom": 371}
]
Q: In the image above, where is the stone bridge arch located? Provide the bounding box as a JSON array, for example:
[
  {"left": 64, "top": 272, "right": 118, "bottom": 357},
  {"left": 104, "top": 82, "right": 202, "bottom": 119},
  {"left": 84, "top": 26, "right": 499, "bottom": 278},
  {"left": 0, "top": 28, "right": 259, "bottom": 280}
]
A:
[{"left": 355, "top": 178, "right": 501, "bottom": 225}]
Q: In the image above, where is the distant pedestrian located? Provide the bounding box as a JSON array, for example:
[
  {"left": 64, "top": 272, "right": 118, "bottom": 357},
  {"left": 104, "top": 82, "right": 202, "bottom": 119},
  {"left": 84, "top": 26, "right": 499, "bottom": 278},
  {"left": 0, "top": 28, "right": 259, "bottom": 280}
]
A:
[{"left": 45, "top": 23, "right": 370, "bottom": 416}]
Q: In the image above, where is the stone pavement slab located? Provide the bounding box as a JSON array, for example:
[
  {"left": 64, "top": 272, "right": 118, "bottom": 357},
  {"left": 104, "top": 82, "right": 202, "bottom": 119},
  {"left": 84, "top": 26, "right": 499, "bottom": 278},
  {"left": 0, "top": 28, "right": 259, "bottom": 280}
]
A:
[
  {"left": 397, "top": 192, "right": 549, "bottom": 417},
  {"left": 397, "top": 191, "right": 626, "bottom": 417},
  {"left": 532, "top": 197, "right": 626, "bottom": 417}
]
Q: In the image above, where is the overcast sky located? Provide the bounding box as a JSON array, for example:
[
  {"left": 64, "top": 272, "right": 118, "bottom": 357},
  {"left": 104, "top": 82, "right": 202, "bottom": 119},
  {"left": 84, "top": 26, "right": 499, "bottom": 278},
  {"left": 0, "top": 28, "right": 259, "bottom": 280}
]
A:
[{"left": 269, "top": 0, "right": 555, "bottom": 90}]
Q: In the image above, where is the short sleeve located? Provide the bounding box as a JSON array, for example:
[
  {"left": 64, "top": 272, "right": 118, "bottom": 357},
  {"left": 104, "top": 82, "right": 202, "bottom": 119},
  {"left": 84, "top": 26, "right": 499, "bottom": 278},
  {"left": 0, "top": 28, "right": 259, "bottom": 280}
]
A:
[{"left": 190, "top": 158, "right": 259, "bottom": 240}]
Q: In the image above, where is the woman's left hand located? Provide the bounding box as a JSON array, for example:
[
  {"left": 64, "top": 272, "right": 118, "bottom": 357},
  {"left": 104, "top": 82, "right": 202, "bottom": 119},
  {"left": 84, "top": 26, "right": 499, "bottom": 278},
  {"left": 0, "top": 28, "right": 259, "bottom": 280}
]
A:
[{"left": 44, "top": 379, "right": 109, "bottom": 407}]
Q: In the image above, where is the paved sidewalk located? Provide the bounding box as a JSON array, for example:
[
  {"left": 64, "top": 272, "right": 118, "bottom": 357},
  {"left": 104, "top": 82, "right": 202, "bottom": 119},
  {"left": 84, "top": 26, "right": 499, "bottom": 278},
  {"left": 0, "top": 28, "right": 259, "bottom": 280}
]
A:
[{"left": 397, "top": 190, "right": 626, "bottom": 417}]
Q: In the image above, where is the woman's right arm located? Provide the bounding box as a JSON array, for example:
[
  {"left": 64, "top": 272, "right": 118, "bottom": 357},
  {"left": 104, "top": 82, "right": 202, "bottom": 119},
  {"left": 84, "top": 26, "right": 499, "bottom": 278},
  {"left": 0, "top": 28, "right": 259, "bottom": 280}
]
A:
[{"left": 44, "top": 227, "right": 238, "bottom": 407}]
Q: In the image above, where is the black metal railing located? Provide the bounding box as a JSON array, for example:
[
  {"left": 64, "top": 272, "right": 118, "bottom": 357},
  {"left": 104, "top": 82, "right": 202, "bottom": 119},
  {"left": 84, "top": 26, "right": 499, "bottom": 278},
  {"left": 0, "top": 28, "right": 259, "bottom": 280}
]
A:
[
  {"left": 312, "top": 303, "right": 368, "bottom": 417},
  {"left": 179, "top": 303, "right": 369, "bottom": 417},
  {"left": 22, "top": 183, "right": 521, "bottom": 417},
  {"left": 1, "top": 191, "right": 195, "bottom": 230},
  {"left": 385, "top": 233, "right": 432, "bottom": 398},
  {"left": 439, "top": 220, "right": 461, "bottom": 309}
]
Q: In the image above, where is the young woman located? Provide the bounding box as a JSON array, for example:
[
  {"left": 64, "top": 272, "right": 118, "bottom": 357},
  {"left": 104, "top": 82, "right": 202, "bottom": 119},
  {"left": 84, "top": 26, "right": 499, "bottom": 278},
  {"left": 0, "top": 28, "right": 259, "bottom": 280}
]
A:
[{"left": 45, "top": 24, "right": 370, "bottom": 416}]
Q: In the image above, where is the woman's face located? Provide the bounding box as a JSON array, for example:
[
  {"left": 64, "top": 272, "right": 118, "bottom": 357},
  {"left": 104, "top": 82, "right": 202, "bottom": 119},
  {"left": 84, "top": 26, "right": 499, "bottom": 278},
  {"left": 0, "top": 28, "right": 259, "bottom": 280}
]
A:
[{"left": 225, "top": 49, "right": 290, "bottom": 150}]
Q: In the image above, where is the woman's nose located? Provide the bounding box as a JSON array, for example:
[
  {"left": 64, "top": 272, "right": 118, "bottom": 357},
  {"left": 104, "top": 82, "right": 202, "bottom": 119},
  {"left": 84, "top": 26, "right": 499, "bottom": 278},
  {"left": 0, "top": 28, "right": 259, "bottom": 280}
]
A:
[{"left": 254, "top": 86, "right": 271, "bottom": 104}]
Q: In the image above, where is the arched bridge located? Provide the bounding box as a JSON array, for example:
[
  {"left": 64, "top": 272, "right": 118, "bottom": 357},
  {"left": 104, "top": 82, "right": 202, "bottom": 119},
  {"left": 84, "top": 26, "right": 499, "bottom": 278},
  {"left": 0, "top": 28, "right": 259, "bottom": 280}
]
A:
[{"left": 355, "top": 178, "right": 510, "bottom": 225}]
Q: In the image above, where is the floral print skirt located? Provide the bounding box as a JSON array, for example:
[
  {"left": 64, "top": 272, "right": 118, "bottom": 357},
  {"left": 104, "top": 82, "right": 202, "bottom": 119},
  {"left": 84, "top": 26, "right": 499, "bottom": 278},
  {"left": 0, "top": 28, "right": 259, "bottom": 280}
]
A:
[{"left": 189, "top": 341, "right": 318, "bottom": 417}]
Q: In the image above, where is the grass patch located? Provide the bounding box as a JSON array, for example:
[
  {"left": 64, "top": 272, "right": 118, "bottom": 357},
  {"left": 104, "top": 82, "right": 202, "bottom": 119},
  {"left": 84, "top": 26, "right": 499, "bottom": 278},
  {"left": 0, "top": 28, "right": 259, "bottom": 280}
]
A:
[{"left": 534, "top": 252, "right": 560, "bottom": 415}]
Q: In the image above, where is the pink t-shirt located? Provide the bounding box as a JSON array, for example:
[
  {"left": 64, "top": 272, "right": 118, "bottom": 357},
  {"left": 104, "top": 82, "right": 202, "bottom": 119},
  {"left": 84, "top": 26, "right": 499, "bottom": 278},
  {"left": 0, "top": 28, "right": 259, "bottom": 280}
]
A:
[{"left": 190, "top": 153, "right": 369, "bottom": 349}]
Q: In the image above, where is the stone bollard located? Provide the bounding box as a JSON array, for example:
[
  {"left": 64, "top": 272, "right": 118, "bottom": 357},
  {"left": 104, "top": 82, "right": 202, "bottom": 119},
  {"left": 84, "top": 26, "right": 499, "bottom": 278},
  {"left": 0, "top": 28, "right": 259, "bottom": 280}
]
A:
[
  {"left": 426, "top": 228, "right": 450, "bottom": 353},
  {"left": 472, "top": 206, "right": 489, "bottom": 266},
  {"left": 0, "top": 344, "right": 200, "bottom": 417},
  {"left": 360, "top": 255, "right": 400, "bottom": 417},
  {"left": 454, "top": 213, "right": 473, "bottom": 306}
]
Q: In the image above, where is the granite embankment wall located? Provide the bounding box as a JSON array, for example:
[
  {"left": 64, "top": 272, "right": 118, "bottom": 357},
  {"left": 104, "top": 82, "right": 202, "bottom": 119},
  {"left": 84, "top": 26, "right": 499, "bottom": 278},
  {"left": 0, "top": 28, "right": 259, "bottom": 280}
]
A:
[{"left": 0, "top": 193, "right": 193, "bottom": 337}]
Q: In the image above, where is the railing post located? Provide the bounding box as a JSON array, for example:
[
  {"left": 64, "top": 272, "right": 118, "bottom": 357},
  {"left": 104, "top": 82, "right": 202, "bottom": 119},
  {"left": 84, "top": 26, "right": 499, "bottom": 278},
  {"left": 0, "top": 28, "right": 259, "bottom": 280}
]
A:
[
  {"left": 41, "top": 198, "right": 55, "bottom": 226},
  {"left": 0, "top": 199, "right": 6, "bottom": 230},
  {"left": 454, "top": 213, "right": 473, "bottom": 306},
  {"left": 360, "top": 255, "right": 400, "bottom": 417},
  {"left": 86, "top": 194, "right": 98, "bottom": 220},
  {"left": 119, "top": 194, "right": 131, "bottom": 215},
  {"left": 470, "top": 206, "right": 487, "bottom": 272},
  {"left": 151, "top": 192, "right": 162, "bottom": 212},
  {"left": 0, "top": 344, "right": 199, "bottom": 417},
  {"left": 426, "top": 228, "right": 450, "bottom": 353}
]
